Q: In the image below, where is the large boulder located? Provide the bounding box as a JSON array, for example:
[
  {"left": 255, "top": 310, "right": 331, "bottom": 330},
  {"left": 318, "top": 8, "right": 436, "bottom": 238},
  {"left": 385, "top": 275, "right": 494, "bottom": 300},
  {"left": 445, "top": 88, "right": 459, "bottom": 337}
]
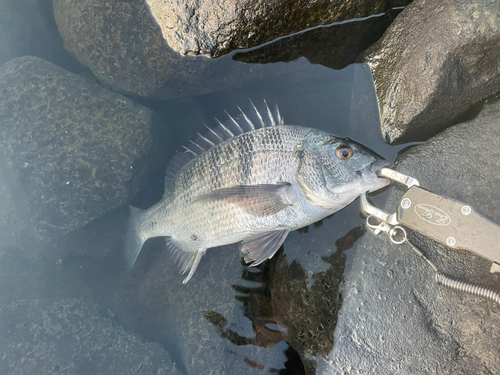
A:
[
  {"left": 359, "top": 0, "right": 500, "bottom": 144},
  {"left": 0, "top": 298, "right": 181, "bottom": 375},
  {"left": 53, "top": 0, "right": 409, "bottom": 99},
  {"left": 277, "top": 97, "right": 500, "bottom": 374},
  {"left": 0, "top": 56, "right": 159, "bottom": 257},
  {"left": 146, "top": 0, "right": 409, "bottom": 58}
]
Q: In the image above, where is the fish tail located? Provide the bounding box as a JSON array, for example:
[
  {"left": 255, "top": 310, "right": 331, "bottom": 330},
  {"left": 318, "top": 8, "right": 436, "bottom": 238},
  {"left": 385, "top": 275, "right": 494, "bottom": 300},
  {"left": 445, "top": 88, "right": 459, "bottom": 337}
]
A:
[{"left": 124, "top": 205, "right": 147, "bottom": 269}]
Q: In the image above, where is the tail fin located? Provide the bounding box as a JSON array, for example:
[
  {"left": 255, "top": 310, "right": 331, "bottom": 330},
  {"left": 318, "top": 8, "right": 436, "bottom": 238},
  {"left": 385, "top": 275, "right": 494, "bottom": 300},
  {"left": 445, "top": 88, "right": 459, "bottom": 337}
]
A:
[{"left": 124, "top": 205, "right": 146, "bottom": 269}]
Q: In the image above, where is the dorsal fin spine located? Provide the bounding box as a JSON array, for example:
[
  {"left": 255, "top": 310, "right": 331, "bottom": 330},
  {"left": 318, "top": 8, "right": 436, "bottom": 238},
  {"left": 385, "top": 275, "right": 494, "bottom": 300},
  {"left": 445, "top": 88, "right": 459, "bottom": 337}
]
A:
[
  {"left": 170, "top": 160, "right": 183, "bottom": 168},
  {"left": 264, "top": 99, "right": 276, "bottom": 127},
  {"left": 204, "top": 124, "right": 224, "bottom": 142},
  {"left": 189, "top": 139, "right": 205, "bottom": 152},
  {"left": 196, "top": 132, "right": 215, "bottom": 146},
  {"left": 215, "top": 118, "right": 235, "bottom": 137},
  {"left": 223, "top": 110, "right": 244, "bottom": 134},
  {"left": 182, "top": 145, "right": 197, "bottom": 157},
  {"left": 238, "top": 106, "right": 255, "bottom": 130},
  {"left": 275, "top": 104, "right": 283, "bottom": 125},
  {"left": 250, "top": 99, "right": 266, "bottom": 128}
]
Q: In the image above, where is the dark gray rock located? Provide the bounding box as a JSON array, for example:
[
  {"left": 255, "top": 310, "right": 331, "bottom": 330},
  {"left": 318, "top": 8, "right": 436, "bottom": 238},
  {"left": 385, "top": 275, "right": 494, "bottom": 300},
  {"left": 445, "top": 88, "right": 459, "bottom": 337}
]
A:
[
  {"left": 0, "top": 56, "right": 159, "bottom": 256},
  {"left": 0, "top": 298, "right": 180, "bottom": 375},
  {"left": 359, "top": 0, "right": 500, "bottom": 144},
  {"left": 146, "top": 0, "right": 410, "bottom": 57},
  {"left": 53, "top": 0, "right": 409, "bottom": 99},
  {"left": 321, "top": 97, "right": 500, "bottom": 373}
]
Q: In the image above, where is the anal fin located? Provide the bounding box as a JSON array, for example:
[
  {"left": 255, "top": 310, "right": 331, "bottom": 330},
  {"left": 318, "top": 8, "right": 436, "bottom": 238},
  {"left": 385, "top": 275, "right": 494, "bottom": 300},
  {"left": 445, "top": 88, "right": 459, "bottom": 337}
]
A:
[
  {"left": 166, "top": 239, "right": 205, "bottom": 284},
  {"left": 241, "top": 229, "right": 290, "bottom": 266}
]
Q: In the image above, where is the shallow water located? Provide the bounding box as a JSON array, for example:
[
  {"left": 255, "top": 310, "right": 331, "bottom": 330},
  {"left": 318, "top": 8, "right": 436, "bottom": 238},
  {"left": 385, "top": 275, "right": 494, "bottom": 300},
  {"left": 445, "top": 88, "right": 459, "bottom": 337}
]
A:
[{"left": 0, "top": 3, "right": 415, "bottom": 374}]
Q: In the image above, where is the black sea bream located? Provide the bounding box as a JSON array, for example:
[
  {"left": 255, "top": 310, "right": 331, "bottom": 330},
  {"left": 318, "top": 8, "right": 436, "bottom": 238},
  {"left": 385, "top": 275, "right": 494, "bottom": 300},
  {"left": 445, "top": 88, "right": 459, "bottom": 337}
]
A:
[{"left": 126, "top": 102, "right": 389, "bottom": 283}]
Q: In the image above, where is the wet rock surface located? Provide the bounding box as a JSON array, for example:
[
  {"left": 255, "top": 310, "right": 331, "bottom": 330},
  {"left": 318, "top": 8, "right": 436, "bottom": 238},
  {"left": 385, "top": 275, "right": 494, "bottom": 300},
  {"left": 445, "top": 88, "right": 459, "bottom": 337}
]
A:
[
  {"left": 51, "top": 0, "right": 292, "bottom": 99},
  {"left": 53, "top": 0, "right": 409, "bottom": 99},
  {"left": 147, "top": 0, "right": 410, "bottom": 57},
  {"left": 359, "top": 0, "right": 500, "bottom": 144},
  {"left": 0, "top": 298, "right": 180, "bottom": 375},
  {"left": 0, "top": 56, "right": 159, "bottom": 256},
  {"left": 271, "top": 226, "right": 365, "bottom": 374},
  {"left": 324, "top": 98, "right": 500, "bottom": 374}
]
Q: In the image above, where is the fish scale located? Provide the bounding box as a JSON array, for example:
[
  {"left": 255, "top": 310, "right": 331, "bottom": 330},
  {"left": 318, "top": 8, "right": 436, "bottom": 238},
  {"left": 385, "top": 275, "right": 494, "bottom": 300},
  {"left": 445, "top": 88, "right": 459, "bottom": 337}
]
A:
[
  {"left": 125, "top": 103, "right": 390, "bottom": 283},
  {"left": 166, "top": 126, "right": 300, "bottom": 203}
]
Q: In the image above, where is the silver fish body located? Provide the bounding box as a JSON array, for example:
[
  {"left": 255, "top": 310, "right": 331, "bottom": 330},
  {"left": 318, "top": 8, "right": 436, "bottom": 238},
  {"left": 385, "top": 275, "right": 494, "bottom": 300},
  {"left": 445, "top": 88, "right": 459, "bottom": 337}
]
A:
[{"left": 126, "top": 103, "right": 389, "bottom": 283}]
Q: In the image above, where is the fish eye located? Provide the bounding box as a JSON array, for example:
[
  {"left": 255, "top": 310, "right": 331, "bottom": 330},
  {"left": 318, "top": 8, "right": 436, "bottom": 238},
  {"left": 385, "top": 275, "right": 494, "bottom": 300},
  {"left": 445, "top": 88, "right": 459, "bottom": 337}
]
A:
[{"left": 335, "top": 146, "right": 353, "bottom": 160}]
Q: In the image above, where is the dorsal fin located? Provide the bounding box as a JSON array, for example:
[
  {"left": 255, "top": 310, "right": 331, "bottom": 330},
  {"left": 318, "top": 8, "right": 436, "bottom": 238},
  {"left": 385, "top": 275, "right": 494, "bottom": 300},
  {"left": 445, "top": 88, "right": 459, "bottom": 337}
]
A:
[
  {"left": 237, "top": 106, "right": 255, "bottom": 130},
  {"left": 165, "top": 100, "right": 284, "bottom": 188},
  {"left": 223, "top": 110, "right": 244, "bottom": 135}
]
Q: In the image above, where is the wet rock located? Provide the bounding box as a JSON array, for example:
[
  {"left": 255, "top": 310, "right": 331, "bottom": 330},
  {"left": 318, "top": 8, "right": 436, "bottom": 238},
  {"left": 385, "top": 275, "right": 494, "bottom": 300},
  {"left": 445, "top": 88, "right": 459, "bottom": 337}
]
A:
[
  {"left": 271, "top": 226, "right": 365, "bottom": 374},
  {"left": 0, "top": 298, "right": 180, "bottom": 375},
  {"left": 51, "top": 0, "right": 286, "bottom": 99},
  {"left": 0, "top": 56, "right": 159, "bottom": 257},
  {"left": 323, "top": 97, "right": 500, "bottom": 373},
  {"left": 147, "top": 0, "right": 410, "bottom": 57},
  {"left": 233, "top": 8, "right": 402, "bottom": 70},
  {"left": 53, "top": 0, "right": 409, "bottom": 99},
  {"left": 359, "top": 0, "right": 500, "bottom": 144},
  {"left": 266, "top": 202, "right": 367, "bottom": 375}
]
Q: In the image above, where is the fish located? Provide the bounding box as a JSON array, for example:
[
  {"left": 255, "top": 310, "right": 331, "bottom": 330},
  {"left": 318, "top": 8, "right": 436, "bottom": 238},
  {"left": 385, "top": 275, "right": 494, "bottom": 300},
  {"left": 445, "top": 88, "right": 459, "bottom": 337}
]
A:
[{"left": 125, "top": 101, "right": 390, "bottom": 283}]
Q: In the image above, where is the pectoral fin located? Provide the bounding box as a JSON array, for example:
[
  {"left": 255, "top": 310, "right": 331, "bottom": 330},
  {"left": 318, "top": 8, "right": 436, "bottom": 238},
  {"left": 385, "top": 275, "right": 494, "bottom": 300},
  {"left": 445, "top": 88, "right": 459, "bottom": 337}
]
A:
[
  {"left": 241, "top": 229, "right": 290, "bottom": 266},
  {"left": 193, "top": 183, "right": 292, "bottom": 216}
]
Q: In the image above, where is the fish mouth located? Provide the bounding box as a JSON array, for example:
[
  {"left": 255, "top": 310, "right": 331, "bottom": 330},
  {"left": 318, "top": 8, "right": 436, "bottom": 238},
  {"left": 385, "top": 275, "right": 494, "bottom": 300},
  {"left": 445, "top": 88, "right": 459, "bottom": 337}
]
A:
[{"left": 361, "top": 160, "right": 391, "bottom": 191}]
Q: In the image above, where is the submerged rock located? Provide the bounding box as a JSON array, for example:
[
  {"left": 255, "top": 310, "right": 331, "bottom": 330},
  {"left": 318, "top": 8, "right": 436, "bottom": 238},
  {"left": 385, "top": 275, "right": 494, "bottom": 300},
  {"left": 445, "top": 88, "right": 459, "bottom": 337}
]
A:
[
  {"left": 323, "top": 97, "right": 500, "bottom": 373},
  {"left": 104, "top": 239, "right": 290, "bottom": 375},
  {"left": 0, "top": 56, "right": 159, "bottom": 257},
  {"left": 271, "top": 226, "right": 365, "bottom": 374},
  {"left": 359, "top": 0, "right": 500, "bottom": 144},
  {"left": 53, "top": 0, "right": 409, "bottom": 98},
  {"left": 0, "top": 298, "right": 180, "bottom": 375}
]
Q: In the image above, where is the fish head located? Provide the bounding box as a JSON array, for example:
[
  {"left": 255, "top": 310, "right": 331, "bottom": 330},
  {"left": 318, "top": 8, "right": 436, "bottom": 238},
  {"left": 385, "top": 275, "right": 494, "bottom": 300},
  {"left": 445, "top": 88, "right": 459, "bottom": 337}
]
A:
[{"left": 297, "top": 131, "right": 390, "bottom": 210}]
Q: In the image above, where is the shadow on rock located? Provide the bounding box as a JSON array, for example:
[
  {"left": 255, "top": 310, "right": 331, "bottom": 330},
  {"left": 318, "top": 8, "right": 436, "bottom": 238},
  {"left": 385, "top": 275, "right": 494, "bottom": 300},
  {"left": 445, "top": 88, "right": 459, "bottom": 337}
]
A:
[{"left": 233, "top": 8, "right": 402, "bottom": 70}]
